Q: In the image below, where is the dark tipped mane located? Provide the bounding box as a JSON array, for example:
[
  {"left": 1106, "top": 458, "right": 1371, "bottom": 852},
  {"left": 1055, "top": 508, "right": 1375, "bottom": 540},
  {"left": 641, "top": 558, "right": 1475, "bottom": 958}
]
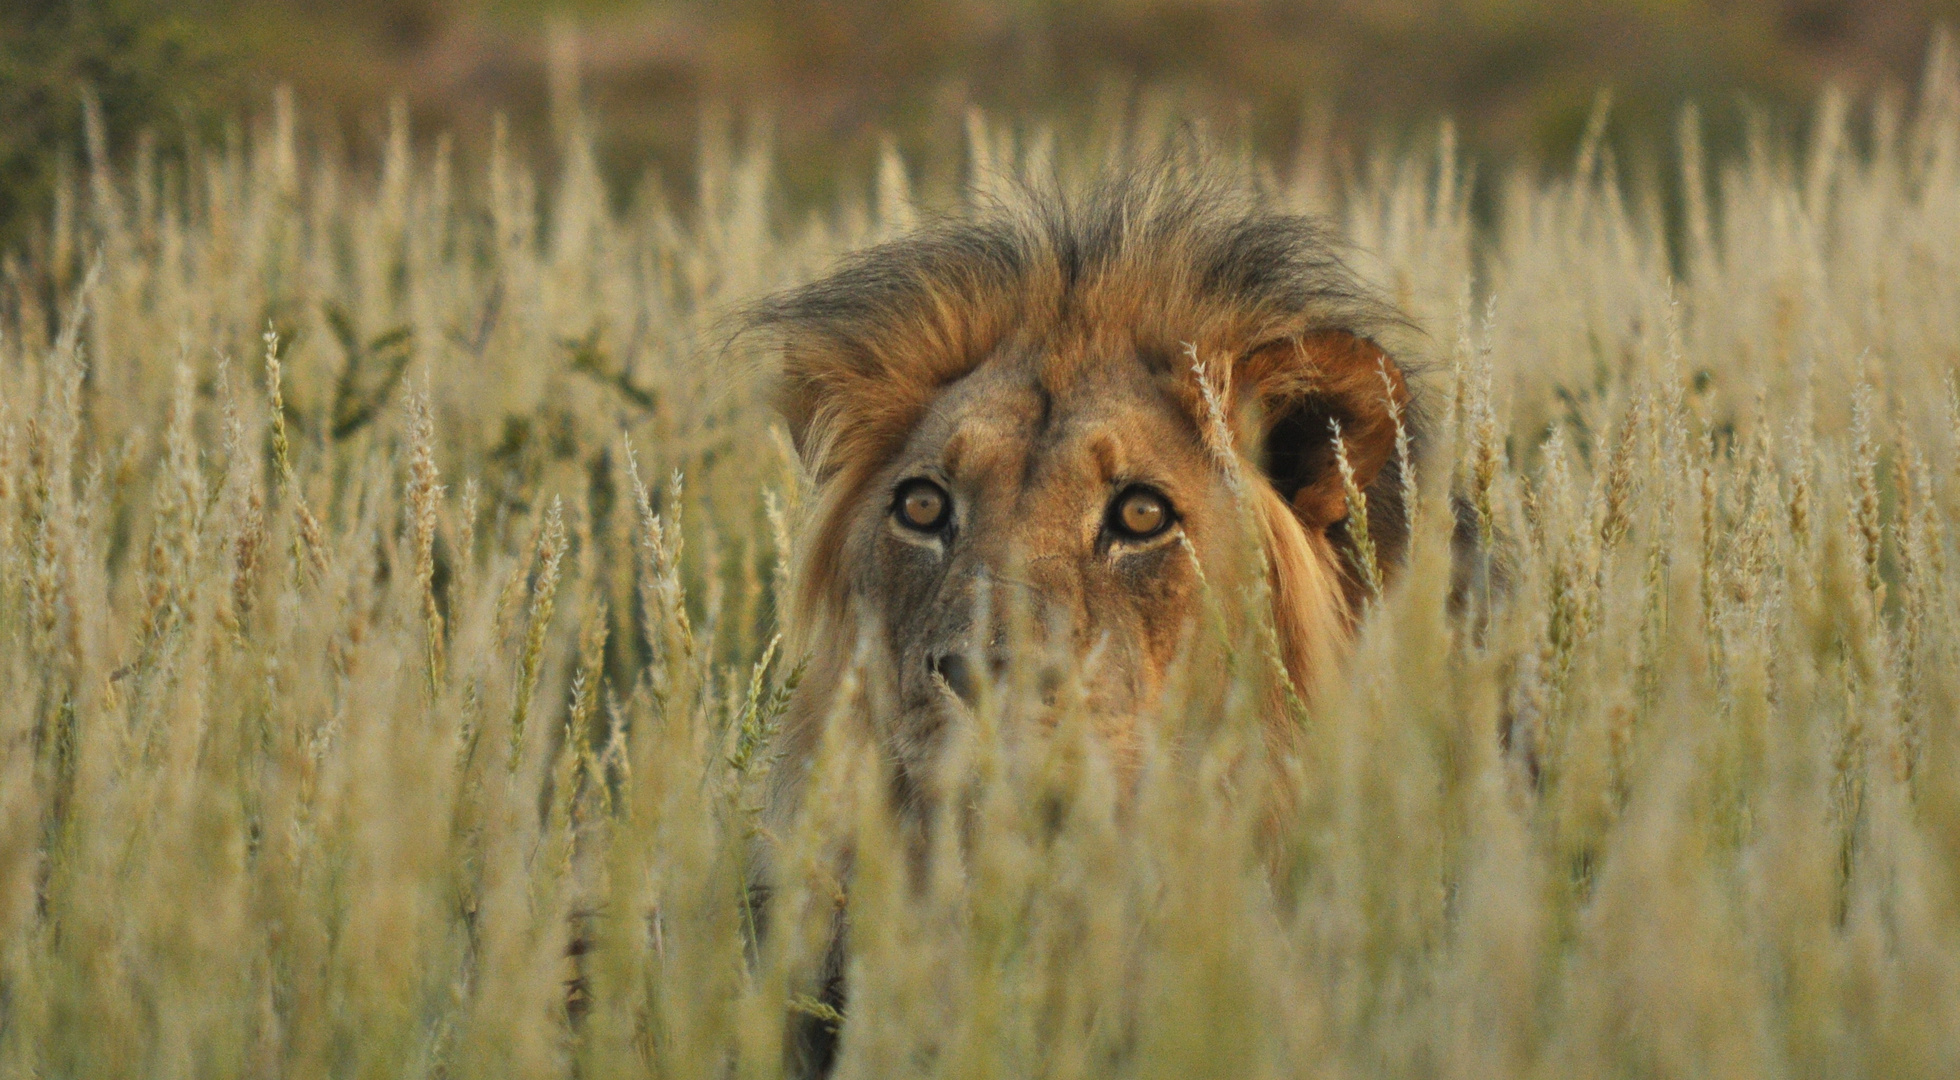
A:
[{"left": 746, "top": 170, "right": 1408, "bottom": 404}]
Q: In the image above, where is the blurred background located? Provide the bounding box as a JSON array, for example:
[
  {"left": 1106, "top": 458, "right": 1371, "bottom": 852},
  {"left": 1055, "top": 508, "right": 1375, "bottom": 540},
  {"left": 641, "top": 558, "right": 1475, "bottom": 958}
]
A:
[{"left": 3, "top": 0, "right": 1957, "bottom": 249}]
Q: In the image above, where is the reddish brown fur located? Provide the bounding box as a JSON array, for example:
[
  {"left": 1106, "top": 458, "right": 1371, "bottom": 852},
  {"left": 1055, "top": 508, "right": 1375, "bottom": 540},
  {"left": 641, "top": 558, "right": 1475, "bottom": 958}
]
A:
[
  {"left": 759, "top": 174, "right": 1414, "bottom": 751},
  {"left": 747, "top": 168, "right": 1419, "bottom": 1077}
]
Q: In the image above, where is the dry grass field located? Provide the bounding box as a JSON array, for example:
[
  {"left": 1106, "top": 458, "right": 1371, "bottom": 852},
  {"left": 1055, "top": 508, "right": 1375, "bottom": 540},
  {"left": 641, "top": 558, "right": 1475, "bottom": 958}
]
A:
[{"left": 4, "top": 41, "right": 1960, "bottom": 1078}]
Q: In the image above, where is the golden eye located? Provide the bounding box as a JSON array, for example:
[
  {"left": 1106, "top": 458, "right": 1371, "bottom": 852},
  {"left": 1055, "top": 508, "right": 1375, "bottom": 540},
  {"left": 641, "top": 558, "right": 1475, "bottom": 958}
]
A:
[
  {"left": 896, "top": 479, "right": 950, "bottom": 532},
  {"left": 1110, "top": 487, "right": 1172, "bottom": 540}
]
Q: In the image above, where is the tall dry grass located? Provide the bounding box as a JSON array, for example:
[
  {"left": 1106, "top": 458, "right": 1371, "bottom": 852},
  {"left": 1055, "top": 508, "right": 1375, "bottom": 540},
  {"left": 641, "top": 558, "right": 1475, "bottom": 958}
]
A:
[{"left": 4, "top": 41, "right": 1960, "bottom": 1077}]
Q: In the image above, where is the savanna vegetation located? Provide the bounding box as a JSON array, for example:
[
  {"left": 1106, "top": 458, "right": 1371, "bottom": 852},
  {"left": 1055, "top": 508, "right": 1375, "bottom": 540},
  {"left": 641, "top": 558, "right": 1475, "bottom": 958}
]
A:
[
  {"left": 7, "top": 0, "right": 1960, "bottom": 247},
  {"left": 4, "top": 33, "right": 1960, "bottom": 1079}
]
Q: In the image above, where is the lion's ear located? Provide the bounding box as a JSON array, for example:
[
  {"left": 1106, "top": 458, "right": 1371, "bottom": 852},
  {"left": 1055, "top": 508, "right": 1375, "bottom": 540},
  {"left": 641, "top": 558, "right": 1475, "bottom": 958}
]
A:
[
  {"left": 1251, "top": 330, "right": 1409, "bottom": 532},
  {"left": 775, "top": 346, "right": 923, "bottom": 485},
  {"left": 776, "top": 363, "right": 827, "bottom": 469}
]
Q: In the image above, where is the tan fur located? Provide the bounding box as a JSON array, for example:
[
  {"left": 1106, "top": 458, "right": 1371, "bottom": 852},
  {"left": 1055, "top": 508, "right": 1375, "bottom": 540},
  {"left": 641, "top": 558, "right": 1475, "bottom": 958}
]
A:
[
  {"left": 754, "top": 170, "right": 1416, "bottom": 820},
  {"left": 749, "top": 169, "right": 1418, "bottom": 1074}
]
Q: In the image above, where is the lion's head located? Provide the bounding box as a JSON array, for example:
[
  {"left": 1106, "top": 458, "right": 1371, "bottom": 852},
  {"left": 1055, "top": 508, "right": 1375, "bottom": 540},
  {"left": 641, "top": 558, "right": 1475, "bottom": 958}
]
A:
[{"left": 752, "top": 169, "right": 1416, "bottom": 810}]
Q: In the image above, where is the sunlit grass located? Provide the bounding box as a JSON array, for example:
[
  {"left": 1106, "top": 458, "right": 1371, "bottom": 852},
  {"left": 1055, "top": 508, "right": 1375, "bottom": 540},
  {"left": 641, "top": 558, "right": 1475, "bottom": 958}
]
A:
[{"left": 4, "top": 43, "right": 1960, "bottom": 1076}]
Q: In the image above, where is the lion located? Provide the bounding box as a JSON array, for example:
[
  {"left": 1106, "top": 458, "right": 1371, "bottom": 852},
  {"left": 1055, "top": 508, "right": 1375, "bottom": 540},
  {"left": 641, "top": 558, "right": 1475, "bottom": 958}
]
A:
[{"left": 746, "top": 166, "right": 1419, "bottom": 1073}]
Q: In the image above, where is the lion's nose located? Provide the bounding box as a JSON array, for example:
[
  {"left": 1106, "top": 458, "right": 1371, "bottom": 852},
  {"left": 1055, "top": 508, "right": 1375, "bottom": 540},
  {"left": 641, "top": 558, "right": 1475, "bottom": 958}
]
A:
[
  {"left": 930, "top": 651, "right": 1020, "bottom": 706},
  {"left": 931, "top": 653, "right": 979, "bottom": 704}
]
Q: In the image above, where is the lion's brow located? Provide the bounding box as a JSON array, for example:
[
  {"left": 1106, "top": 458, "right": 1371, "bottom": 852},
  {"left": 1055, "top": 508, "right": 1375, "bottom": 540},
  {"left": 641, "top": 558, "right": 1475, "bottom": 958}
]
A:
[{"left": 1084, "top": 431, "right": 1124, "bottom": 483}]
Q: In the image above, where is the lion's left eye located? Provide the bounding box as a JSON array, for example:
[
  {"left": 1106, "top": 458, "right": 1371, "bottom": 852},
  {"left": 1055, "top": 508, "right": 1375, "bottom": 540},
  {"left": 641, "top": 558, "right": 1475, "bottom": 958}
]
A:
[
  {"left": 1107, "top": 486, "right": 1174, "bottom": 541},
  {"left": 894, "top": 478, "right": 952, "bottom": 532}
]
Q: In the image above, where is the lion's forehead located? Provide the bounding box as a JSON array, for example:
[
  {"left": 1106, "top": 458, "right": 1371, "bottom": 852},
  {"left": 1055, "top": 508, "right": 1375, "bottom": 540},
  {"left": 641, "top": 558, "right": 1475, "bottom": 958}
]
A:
[{"left": 913, "top": 355, "right": 1205, "bottom": 491}]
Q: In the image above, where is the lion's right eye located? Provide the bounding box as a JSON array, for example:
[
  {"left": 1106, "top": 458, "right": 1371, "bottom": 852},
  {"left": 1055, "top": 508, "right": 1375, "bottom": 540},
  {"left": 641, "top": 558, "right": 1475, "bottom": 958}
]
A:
[
  {"left": 894, "top": 479, "right": 951, "bottom": 532},
  {"left": 1107, "top": 486, "right": 1174, "bottom": 541}
]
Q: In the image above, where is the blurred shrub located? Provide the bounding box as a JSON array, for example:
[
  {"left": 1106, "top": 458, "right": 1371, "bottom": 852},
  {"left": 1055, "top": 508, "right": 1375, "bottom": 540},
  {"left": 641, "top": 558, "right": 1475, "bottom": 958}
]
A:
[
  {"left": 0, "top": 0, "right": 236, "bottom": 250},
  {"left": 148, "top": 0, "right": 1960, "bottom": 229}
]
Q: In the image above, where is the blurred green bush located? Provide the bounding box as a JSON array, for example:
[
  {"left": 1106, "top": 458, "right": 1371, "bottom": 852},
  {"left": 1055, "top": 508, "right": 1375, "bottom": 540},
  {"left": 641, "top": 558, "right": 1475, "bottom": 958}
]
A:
[
  {"left": 0, "top": 0, "right": 234, "bottom": 251},
  {"left": 4, "top": 1, "right": 1958, "bottom": 250}
]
